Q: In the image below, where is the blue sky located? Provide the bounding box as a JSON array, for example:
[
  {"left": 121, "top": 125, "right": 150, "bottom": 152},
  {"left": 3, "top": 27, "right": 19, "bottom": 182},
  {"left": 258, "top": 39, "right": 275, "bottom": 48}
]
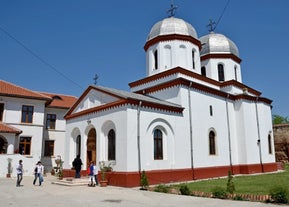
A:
[{"left": 0, "top": 1, "right": 289, "bottom": 117}]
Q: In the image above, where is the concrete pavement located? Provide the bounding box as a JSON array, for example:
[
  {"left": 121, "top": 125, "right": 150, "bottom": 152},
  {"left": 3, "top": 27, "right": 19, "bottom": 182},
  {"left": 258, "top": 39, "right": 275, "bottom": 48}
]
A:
[{"left": 0, "top": 175, "right": 281, "bottom": 207}]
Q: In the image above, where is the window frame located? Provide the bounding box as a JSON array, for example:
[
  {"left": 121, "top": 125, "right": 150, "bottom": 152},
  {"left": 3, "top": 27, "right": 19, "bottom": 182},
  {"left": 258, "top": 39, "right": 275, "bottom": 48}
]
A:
[
  {"left": 209, "top": 131, "right": 216, "bottom": 155},
  {"left": 21, "top": 105, "right": 34, "bottom": 123},
  {"left": 218, "top": 64, "right": 225, "bottom": 82},
  {"left": 46, "top": 113, "right": 56, "bottom": 129},
  {"left": 108, "top": 129, "right": 116, "bottom": 161},
  {"left": 44, "top": 140, "right": 55, "bottom": 157},
  {"left": 19, "top": 136, "right": 31, "bottom": 155},
  {"left": 154, "top": 129, "right": 163, "bottom": 160}
]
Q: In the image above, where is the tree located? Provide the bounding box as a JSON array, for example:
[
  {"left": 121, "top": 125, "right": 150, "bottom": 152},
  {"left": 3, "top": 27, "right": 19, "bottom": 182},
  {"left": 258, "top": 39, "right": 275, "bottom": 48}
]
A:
[{"left": 273, "top": 114, "right": 289, "bottom": 124}]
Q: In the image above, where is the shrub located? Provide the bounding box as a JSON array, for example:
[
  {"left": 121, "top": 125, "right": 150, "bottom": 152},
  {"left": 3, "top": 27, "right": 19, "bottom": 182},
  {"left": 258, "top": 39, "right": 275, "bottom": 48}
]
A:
[
  {"left": 154, "top": 184, "right": 170, "bottom": 193},
  {"left": 179, "top": 184, "right": 191, "bottom": 195},
  {"left": 212, "top": 186, "right": 227, "bottom": 199},
  {"left": 233, "top": 195, "right": 244, "bottom": 201},
  {"left": 269, "top": 186, "right": 289, "bottom": 204},
  {"left": 140, "top": 170, "right": 149, "bottom": 190}
]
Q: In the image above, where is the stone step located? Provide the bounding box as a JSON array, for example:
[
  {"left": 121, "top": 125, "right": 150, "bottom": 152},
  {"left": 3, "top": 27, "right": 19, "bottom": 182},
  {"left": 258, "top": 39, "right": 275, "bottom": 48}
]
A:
[{"left": 51, "top": 177, "right": 93, "bottom": 186}]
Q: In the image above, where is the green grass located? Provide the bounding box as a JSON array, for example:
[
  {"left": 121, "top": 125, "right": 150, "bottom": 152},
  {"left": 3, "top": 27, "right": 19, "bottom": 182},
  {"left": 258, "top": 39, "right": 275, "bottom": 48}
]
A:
[{"left": 178, "top": 165, "right": 289, "bottom": 195}]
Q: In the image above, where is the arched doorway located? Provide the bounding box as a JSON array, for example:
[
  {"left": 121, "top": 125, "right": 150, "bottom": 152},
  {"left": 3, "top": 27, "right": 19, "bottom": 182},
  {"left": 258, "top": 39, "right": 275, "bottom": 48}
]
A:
[
  {"left": 87, "top": 128, "right": 96, "bottom": 168},
  {"left": 0, "top": 136, "right": 8, "bottom": 154}
]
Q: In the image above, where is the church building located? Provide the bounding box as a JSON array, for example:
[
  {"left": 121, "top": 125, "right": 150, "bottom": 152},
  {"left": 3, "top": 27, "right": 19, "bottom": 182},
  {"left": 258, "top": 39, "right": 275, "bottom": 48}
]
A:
[{"left": 63, "top": 15, "right": 276, "bottom": 187}]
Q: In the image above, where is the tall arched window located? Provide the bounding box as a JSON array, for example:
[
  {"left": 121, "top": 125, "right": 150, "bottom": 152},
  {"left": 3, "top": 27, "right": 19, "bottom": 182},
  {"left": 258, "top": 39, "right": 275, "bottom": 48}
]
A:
[
  {"left": 154, "top": 129, "right": 163, "bottom": 160},
  {"left": 192, "top": 50, "right": 195, "bottom": 69},
  {"left": 218, "top": 64, "right": 225, "bottom": 81},
  {"left": 209, "top": 131, "right": 216, "bottom": 155},
  {"left": 201, "top": 66, "right": 206, "bottom": 77},
  {"left": 108, "top": 129, "right": 116, "bottom": 160},
  {"left": 234, "top": 65, "right": 238, "bottom": 81},
  {"left": 76, "top": 135, "right": 81, "bottom": 156},
  {"left": 154, "top": 50, "right": 158, "bottom": 70},
  {"left": 268, "top": 134, "right": 272, "bottom": 154}
]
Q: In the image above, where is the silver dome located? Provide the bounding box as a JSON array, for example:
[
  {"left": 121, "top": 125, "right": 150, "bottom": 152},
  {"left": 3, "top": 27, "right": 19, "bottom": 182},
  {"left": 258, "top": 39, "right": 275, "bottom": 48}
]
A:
[
  {"left": 200, "top": 33, "right": 239, "bottom": 57},
  {"left": 147, "top": 17, "right": 198, "bottom": 41}
]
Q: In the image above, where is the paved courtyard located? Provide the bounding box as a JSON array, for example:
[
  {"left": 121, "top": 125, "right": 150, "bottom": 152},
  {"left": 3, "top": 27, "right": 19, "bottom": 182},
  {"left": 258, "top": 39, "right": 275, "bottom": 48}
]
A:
[{"left": 0, "top": 175, "right": 280, "bottom": 207}]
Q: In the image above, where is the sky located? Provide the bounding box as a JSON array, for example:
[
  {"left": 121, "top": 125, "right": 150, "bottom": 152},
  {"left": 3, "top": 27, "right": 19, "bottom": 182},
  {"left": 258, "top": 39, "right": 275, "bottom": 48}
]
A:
[{"left": 0, "top": 0, "right": 289, "bottom": 117}]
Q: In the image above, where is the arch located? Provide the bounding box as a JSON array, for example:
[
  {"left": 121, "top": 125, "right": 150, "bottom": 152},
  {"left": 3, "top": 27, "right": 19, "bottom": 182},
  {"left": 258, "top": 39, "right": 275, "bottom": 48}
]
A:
[
  {"left": 192, "top": 49, "right": 196, "bottom": 69},
  {"left": 208, "top": 129, "right": 216, "bottom": 155},
  {"left": 218, "top": 63, "right": 225, "bottom": 81},
  {"left": 0, "top": 136, "right": 8, "bottom": 154},
  {"left": 164, "top": 45, "right": 172, "bottom": 69},
  {"left": 87, "top": 128, "right": 96, "bottom": 168},
  {"left": 234, "top": 65, "right": 238, "bottom": 81},
  {"left": 101, "top": 120, "right": 116, "bottom": 161}
]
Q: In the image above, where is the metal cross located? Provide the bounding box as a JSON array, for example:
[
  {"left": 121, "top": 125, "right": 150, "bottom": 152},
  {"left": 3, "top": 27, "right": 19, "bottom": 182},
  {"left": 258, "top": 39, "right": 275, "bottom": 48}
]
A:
[
  {"left": 93, "top": 74, "right": 98, "bottom": 85},
  {"left": 207, "top": 19, "right": 216, "bottom": 32},
  {"left": 167, "top": 0, "right": 178, "bottom": 17}
]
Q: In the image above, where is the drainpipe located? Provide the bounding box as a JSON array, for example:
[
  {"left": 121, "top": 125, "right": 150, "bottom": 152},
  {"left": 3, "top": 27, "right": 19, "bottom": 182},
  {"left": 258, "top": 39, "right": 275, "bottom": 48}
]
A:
[
  {"left": 188, "top": 82, "right": 195, "bottom": 179},
  {"left": 137, "top": 101, "right": 142, "bottom": 174},
  {"left": 225, "top": 94, "right": 233, "bottom": 174},
  {"left": 255, "top": 97, "right": 264, "bottom": 172}
]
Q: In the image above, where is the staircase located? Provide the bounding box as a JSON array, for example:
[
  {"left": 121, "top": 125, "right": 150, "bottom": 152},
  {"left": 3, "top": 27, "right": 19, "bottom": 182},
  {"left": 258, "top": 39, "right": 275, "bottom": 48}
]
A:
[{"left": 52, "top": 177, "right": 90, "bottom": 186}]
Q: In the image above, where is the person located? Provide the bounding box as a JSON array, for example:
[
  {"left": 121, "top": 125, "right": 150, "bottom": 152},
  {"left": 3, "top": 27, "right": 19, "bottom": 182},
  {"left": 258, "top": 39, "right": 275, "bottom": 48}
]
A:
[
  {"left": 16, "top": 160, "right": 23, "bottom": 187},
  {"left": 88, "top": 161, "right": 96, "bottom": 187},
  {"left": 93, "top": 161, "right": 99, "bottom": 186},
  {"left": 72, "top": 154, "right": 83, "bottom": 178},
  {"left": 33, "top": 161, "right": 44, "bottom": 186}
]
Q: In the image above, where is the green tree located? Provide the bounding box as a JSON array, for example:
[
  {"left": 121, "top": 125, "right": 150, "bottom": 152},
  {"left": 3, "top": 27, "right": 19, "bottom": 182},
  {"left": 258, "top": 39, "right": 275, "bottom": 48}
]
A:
[{"left": 273, "top": 114, "right": 289, "bottom": 124}]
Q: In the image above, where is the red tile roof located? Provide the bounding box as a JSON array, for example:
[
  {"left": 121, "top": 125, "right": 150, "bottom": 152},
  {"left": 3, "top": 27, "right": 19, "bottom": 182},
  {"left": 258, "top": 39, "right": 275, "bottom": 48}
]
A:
[
  {"left": 0, "top": 80, "right": 77, "bottom": 109},
  {"left": 0, "top": 122, "right": 22, "bottom": 135},
  {"left": 0, "top": 80, "right": 51, "bottom": 100},
  {"left": 41, "top": 92, "right": 77, "bottom": 109}
]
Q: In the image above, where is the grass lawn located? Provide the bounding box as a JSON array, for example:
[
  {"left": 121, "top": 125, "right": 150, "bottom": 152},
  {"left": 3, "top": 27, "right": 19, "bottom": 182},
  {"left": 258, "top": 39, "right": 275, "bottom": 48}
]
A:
[{"left": 180, "top": 165, "right": 289, "bottom": 195}]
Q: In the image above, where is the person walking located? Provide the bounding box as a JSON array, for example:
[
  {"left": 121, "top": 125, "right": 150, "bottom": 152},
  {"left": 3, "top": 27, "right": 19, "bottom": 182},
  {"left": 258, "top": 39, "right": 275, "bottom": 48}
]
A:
[
  {"left": 72, "top": 154, "right": 83, "bottom": 178},
  {"left": 88, "top": 161, "right": 96, "bottom": 187},
  {"left": 16, "top": 160, "right": 23, "bottom": 187},
  {"left": 33, "top": 161, "right": 44, "bottom": 186},
  {"left": 93, "top": 161, "right": 99, "bottom": 186}
]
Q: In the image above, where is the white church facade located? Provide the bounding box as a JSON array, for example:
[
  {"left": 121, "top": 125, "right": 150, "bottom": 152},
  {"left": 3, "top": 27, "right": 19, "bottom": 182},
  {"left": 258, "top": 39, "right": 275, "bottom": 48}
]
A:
[{"left": 63, "top": 17, "right": 276, "bottom": 187}]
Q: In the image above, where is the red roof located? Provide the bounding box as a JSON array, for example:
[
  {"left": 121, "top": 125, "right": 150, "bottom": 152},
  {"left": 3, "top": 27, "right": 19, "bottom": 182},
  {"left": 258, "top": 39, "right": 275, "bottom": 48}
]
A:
[
  {"left": 0, "top": 122, "right": 22, "bottom": 135},
  {"left": 41, "top": 92, "right": 77, "bottom": 109},
  {"left": 0, "top": 80, "right": 77, "bottom": 109},
  {"left": 0, "top": 80, "right": 50, "bottom": 100}
]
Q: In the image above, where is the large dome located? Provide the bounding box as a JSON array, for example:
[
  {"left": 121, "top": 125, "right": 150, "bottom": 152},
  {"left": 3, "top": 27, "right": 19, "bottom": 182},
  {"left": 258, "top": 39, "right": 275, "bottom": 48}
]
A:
[
  {"left": 147, "top": 17, "right": 198, "bottom": 41},
  {"left": 200, "top": 33, "right": 239, "bottom": 57}
]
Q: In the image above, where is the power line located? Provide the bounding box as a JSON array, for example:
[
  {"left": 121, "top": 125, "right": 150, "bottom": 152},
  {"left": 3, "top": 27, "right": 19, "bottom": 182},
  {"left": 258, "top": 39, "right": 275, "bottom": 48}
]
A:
[
  {"left": 0, "top": 25, "right": 84, "bottom": 91},
  {"left": 214, "top": 0, "right": 231, "bottom": 31}
]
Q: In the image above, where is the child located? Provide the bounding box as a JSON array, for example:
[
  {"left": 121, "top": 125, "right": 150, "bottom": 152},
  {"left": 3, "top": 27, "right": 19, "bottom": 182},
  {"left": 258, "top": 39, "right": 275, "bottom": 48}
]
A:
[{"left": 88, "top": 161, "right": 96, "bottom": 187}]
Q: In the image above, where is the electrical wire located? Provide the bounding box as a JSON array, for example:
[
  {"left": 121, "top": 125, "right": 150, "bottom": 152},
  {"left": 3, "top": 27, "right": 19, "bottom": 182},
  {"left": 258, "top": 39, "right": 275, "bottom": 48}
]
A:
[
  {"left": 0, "top": 25, "right": 84, "bottom": 91},
  {"left": 214, "top": 0, "right": 231, "bottom": 31}
]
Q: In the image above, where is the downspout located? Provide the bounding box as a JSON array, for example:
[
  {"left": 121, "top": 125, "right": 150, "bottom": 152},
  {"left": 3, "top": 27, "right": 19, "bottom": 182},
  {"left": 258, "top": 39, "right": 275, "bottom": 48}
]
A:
[
  {"left": 225, "top": 94, "right": 233, "bottom": 174},
  {"left": 188, "top": 82, "right": 195, "bottom": 179},
  {"left": 137, "top": 101, "right": 142, "bottom": 174},
  {"left": 255, "top": 97, "right": 264, "bottom": 172}
]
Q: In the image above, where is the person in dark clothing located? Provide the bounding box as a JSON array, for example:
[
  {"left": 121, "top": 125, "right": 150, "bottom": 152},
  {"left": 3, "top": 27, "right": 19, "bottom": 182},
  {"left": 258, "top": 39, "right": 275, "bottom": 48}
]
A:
[{"left": 72, "top": 155, "right": 83, "bottom": 178}]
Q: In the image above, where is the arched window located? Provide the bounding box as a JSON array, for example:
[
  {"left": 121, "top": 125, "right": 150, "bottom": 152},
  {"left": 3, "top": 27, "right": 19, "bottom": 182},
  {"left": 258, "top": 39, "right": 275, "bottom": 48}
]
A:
[
  {"left": 154, "top": 129, "right": 163, "bottom": 160},
  {"left": 0, "top": 136, "right": 8, "bottom": 154},
  {"left": 201, "top": 66, "right": 206, "bottom": 77},
  {"left": 154, "top": 50, "right": 158, "bottom": 70},
  {"left": 76, "top": 135, "right": 81, "bottom": 156},
  {"left": 108, "top": 129, "right": 116, "bottom": 160},
  {"left": 218, "top": 64, "right": 225, "bottom": 81},
  {"left": 268, "top": 134, "right": 272, "bottom": 154},
  {"left": 192, "top": 50, "right": 195, "bottom": 69},
  {"left": 209, "top": 131, "right": 216, "bottom": 155},
  {"left": 234, "top": 65, "right": 238, "bottom": 81}
]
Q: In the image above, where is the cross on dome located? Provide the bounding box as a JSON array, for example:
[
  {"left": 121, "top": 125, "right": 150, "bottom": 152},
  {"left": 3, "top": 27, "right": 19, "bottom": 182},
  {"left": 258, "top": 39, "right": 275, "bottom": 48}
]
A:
[
  {"left": 167, "top": 0, "right": 178, "bottom": 17},
  {"left": 207, "top": 19, "right": 216, "bottom": 32}
]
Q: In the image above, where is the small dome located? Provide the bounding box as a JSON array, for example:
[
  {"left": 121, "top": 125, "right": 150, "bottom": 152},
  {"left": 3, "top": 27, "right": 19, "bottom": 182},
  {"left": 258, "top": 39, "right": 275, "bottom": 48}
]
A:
[
  {"left": 200, "top": 33, "right": 239, "bottom": 57},
  {"left": 147, "top": 17, "right": 198, "bottom": 41}
]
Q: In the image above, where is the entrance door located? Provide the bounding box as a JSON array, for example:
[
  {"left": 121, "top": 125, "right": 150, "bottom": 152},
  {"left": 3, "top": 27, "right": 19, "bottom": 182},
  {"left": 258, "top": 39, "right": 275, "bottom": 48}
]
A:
[{"left": 86, "top": 128, "right": 96, "bottom": 168}]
